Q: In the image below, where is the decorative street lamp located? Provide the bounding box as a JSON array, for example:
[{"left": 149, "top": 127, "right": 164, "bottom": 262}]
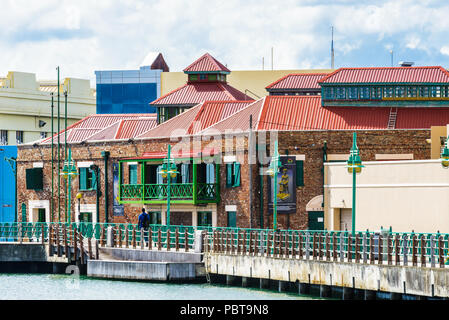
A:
[
  {"left": 267, "top": 140, "right": 282, "bottom": 230},
  {"left": 60, "top": 148, "right": 78, "bottom": 223},
  {"left": 346, "top": 132, "right": 364, "bottom": 236},
  {"left": 158, "top": 145, "right": 178, "bottom": 226},
  {"left": 76, "top": 192, "right": 82, "bottom": 222}
]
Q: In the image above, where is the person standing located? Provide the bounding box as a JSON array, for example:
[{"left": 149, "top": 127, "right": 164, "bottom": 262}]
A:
[{"left": 138, "top": 207, "right": 150, "bottom": 243}]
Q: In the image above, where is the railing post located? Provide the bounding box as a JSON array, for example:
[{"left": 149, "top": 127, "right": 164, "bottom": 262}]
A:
[
  {"left": 57, "top": 225, "right": 62, "bottom": 257},
  {"left": 387, "top": 235, "right": 392, "bottom": 265},
  {"left": 248, "top": 231, "right": 253, "bottom": 256},
  {"left": 125, "top": 226, "right": 129, "bottom": 248},
  {"left": 412, "top": 235, "right": 417, "bottom": 267},
  {"left": 80, "top": 233, "right": 85, "bottom": 265},
  {"left": 148, "top": 228, "right": 153, "bottom": 250},
  {"left": 438, "top": 235, "right": 444, "bottom": 268},
  {"left": 185, "top": 229, "right": 189, "bottom": 252},
  {"left": 100, "top": 227, "right": 105, "bottom": 247},
  {"left": 292, "top": 232, "right": 297, "bottom": 258},
  {"left": 355, "top": 233, "right": 360, "bottom": 263},
  {"left": 430, "top": 235, "right": 435, "bottom": 268},
  {"left": 270, "top": 232, "right": 275, "bottom": 258},
  {"left": 41, "top": 224, "right": 45, "bottom": 245},
  {"left": 48, "top": 224, "right": 53, "bottom": 256},
  {"left": 132, "top": 227, "right": 136, "bottom": 249},
  {"left": 362, "top": 233, "right": 367, "bottom": 264},
  {"left": 74, "top": 229, "right": 78, "bottom": 261},
  {"left": 339, "top": 232, "right": 345, "bottom": 262},
  {"left": 167, "top": 229, "right": 171, "bottom": 251},
  {"left": 96, "top": 239, "right": 99, "bottom": 260},
  {"left": 377, "top": 234, "right": 383, "bottom": 265},
  {"left": 236, "top": 231, "right": 241, "bottom": 255},
  {"left": 369, "top": 234, "right": 374, "bottom": 264},
  {"left": 243, "top": 230, "right": 247, "bottom": 256},
  {"left": 63, "top": 225, "right": 68, "bottom": 258},
  {"left": 420, "top": 235, "right": 426, "bottom": 267},
  {"left": 332, "top": 233, "right": 337, "bottom": 261},
  {"left": 284, "top": 232, "right": 289, "bottom": 258},
  {"left": 395, "top": 234, "right": 400, "bottom": 266},
  {"left": 88, "top": 236, "right": 93, "bottom": 260},
  {"left": 140, "top": 229, "right": 144, "bottom": 250},
  {"left": 347, "top": 233, "right": 352, "bottom": 263},
  {"left": 305, "top": 232, "right": 310, "bottom": 260},
  {"left": 118, "top": 227, "right": 122, "bottom": 248},
  {"left": 176, "top": 228, "right": 179, "bottom": 252},
  {"left": 158, "top": 228, "right": 162, "bottom": 251},
  {"left": 298, "top": 232, "right": 303, "bottom": 260},
  {"left": 402, "top": 234, "right": 408, "bottom": 266}
]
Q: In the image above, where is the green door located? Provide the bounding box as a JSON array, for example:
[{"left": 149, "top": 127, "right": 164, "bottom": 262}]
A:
[
  {"left": 37, "top": 208, "right": 46, "bottom": 223},
  {"left": 308, "top": 211, "right": 324, "bottom": 230},
  {"left": 80, "top": 212, "right": 92, "bottom": 223},
  {"left": 227, "top": 211, "right": 236, "bottom": 228}
]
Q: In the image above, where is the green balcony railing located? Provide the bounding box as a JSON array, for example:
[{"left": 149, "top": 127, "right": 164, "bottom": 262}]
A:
[{"left": 120, "top": 183, "right": 218, "bottom": 203}]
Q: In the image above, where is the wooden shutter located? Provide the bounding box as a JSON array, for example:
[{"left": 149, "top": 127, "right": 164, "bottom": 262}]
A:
[
  {"left": 129, "top": 165, "right": 137, "bottom": 184},
  {"left": 79, "top": 168, "right": 87, "bottom": 190},
  {"left": 233, "top": 162, "right": 241, "bottom": 187},
  {"left": 226, "top": 164, "right": 233, "bottom": 187},
  {"left": 296, "top": 160, "right": 304, "bottom": 187}
]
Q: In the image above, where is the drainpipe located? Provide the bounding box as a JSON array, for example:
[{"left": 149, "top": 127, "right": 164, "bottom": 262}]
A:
[{"left": 101, "top": 151, "right": 110, "bottom": 223}]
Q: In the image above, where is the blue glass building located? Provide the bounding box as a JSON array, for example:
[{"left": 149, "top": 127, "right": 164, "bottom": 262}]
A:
[{"left": 95, "top": 66, "right": 162, "bottom": 114}]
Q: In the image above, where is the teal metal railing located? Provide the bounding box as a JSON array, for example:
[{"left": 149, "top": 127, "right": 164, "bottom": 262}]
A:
[{"left": 1, "top": 222, "right": 448, "bottom": 268}]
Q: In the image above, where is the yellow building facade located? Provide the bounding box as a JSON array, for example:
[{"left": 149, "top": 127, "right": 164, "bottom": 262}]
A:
[
  {"left": 161, "top": 69, "right": 333, "bottom": 99},
  {"left": 0, "top": 71, "right": 96, "bottom": 146}
]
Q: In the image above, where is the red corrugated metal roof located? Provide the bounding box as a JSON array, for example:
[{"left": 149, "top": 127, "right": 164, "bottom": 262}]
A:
[
  {"left": 201, "top": 96, "right": 449, "bottom": 133},
  {"left": 201, "top": 98, "right": 266, "bottom": 133},
  {"left": 40, "top": 114, "right": 157, "bottom": 144},
  {"left": 183, "top": 53, "right": 231, "bottom": 73},
  {"left": 319, "top": 66, "right": 449, "bottom": 84},
  {"left": 151, "top": 82, "right": 252, "bottom": 105},
  {"left": 136, "top": 104, "right": 204, "bottom": 139},
  {"left": 266, "top": 73, "right": 328, "bottom": 89},
  {"left": 85, "top": 118, "right": 158, "bottom": 141},
  {"left": 187, "top": 101, "right": 253, "bottom": 134}
]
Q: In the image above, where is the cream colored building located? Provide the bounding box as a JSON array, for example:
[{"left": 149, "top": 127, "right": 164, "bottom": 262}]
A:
[
  {"left": 161, "top": 69, "right": 333, "bottom": 99},
  {"left": 0, "top": 71, "right": 95, "bottom": 146},
  {"left": 324, "top": 158, "right": 449, "bottom": 234}
]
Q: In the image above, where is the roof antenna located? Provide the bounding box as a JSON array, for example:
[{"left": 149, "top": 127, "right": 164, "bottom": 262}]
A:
[
  {"left": 271, "top": 47, "right": 274, "bottom": 70},
  {"left": 331, "top": 26, "right": 335, "bottom": 69}
]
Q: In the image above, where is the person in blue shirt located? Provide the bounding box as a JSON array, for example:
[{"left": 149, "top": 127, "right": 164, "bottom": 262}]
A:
[{"left": 138, "top": 208, "right": 150, "bottom": 243}]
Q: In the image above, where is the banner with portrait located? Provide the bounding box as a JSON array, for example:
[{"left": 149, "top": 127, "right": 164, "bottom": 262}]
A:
[{"left": 267, "top": 156, "right": 297, "bottom": 214}]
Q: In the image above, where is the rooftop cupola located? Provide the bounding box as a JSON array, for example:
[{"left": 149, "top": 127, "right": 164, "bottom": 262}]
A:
[{"left": 183, "top": 53, "right": 230, "bottom": 83}]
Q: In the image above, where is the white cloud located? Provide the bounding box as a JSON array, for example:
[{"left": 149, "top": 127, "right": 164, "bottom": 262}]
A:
[
  {"left": 441, "top": 46, "right": 449, "bottom": 56},
  {"left": 0, "top": 0, "right": 449, "bottom": 86}
]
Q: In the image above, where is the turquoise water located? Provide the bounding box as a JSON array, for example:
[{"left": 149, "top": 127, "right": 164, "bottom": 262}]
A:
[{"left": 0, "top": 274, "right": 320, "bottom": 300}]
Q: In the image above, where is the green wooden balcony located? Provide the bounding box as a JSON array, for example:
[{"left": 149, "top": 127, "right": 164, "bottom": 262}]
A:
[{"left": 119, "top": 183, "right": 220, "bottom": 204}]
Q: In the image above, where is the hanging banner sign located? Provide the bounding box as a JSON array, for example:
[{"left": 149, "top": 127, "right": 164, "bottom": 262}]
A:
[
  {"left": 268, "top": 156, "right": 297, "bottom": 214},
  {"left": 113, "top": 162, "right": 124, "bottom": 216}
]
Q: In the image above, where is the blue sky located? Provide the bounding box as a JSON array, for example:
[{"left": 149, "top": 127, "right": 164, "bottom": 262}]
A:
[{"left": 1, "top": 0, "right": 449, "bottom": 85}]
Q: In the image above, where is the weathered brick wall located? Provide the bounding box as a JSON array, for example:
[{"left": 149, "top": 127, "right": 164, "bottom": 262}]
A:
[{"left": 17, "top": 129, "right": 430, "bottom": 230}]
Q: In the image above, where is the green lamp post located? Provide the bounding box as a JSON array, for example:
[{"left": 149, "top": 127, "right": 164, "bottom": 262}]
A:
[
  {"left": 267, "top": 140, "right": 282, "bottom": 230},
  {"left": 346, "top": 132, "right": 364, "bottom": 236},
  {"left": 61, "top": 148, "right": 78, "bottom": 223},
  {"left": 159, "top": 145, "right": 178, "bottom": 226}
]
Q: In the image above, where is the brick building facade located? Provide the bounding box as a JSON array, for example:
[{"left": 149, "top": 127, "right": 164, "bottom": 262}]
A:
[{"left": 17, "top": 128, "right": 430, "bottom": 230}]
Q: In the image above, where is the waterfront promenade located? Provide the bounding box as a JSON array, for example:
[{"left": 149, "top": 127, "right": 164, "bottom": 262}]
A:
[{"left": 1, "top": 222, "right": 448, "bottom": 300}]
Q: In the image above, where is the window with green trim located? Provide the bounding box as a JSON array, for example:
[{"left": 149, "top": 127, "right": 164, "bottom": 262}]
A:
[
  {"left": 371, "top": 87, "right": 382, "bottom": 99},
  {"left": 189, "top": 74, "right": 198, "bottom": 81},
  {"left": 406, "top": 86, "right": 417, "bottom": 98},
  {"left": 383, "top": 87, "right": 394, "bottom": 98},
  {"left": 336, "top": 87, "right": 346, "bottom": 99},
  {"left": 226, "top": 162, "right": 241, "bottom": 187},
  {"left": 395, "top": 86, "right": 405, "bottom": 98},
  {"left": 348, "top": 87, "right": 358, "bottom": 99},
  {"left": 79, "top": 167, "right": 97, "bottom": 191},
  {"left": 129, "top": 164, "right": 138, "bottom": 184},
  {"left": 198, "top": 211, "right": 212, "bottom": 227},
  {"left": 360, "top": 87, "right": 370, "bottom": 99},
  {"left": 208, "top": 74, "right": 217, "bottom": 81},
  {"left": 419, "top": 86, "right": 429, "bottom": 98}
]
